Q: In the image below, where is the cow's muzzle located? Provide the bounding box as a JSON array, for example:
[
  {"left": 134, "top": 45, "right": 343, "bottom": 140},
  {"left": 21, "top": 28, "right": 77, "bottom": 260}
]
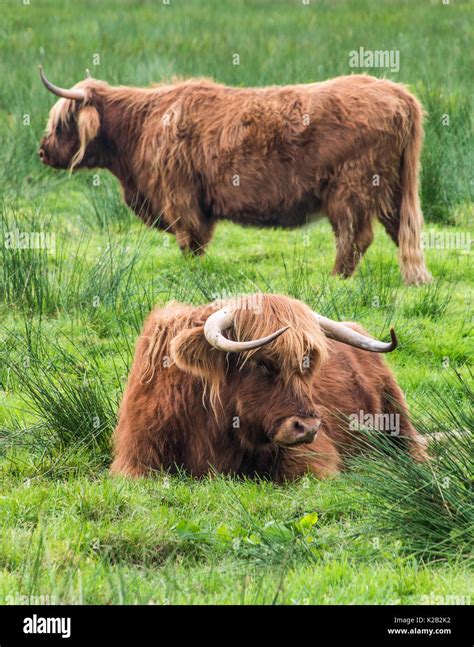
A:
[{"left": 273, "top": 416, "right": 321, "bottom": 446}]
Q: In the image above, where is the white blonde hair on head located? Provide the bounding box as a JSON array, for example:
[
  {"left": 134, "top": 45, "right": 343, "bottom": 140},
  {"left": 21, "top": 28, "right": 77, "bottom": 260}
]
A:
[{"left": 70, "top": 105, "right": 100, "bottom": 170}]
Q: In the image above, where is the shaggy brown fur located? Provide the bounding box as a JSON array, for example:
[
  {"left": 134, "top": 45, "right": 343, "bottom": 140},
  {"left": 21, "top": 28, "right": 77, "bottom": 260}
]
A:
[
  {"left": 111, "top": 294, "right": 427, "bottom": 481},
  {"left": 40, "top": 74, "right": 431, "bottom": 284}
]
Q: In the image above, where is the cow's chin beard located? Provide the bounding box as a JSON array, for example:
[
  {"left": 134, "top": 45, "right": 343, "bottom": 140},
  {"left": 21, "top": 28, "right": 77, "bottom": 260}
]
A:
[
  {"left": 43, "top": 160, "right": 69, "bottom": 170},
  {"left": 40, "top": 153, "right": 73, "bottom": 170},
  {"left": 41, "top": 152, "right": 99, "bottom": 171}
]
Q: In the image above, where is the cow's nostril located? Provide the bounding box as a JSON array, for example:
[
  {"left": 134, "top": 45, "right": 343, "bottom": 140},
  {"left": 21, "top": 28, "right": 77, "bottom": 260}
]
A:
[
  {"left": 292, "top": 418, "right": 320, "bottom": 435},
  {"left": 274, "top": 417, "right": 319, "bottom": 446},
  {"left": 38, "top": 149, "right": 45, "bottom": 160}
]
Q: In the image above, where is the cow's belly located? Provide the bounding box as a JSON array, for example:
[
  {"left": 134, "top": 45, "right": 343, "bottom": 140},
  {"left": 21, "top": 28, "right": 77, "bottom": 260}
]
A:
[{"left": 220, "top": 194, "right": 324, "bottom": 229}]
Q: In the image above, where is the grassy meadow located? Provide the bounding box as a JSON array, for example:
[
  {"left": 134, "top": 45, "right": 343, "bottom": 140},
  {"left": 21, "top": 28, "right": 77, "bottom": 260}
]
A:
[{"left": 0, "top": 0, "right": 473, "bottom": 605}]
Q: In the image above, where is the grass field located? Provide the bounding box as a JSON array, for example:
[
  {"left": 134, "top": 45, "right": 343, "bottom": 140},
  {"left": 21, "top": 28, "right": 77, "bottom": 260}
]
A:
[{"left": 0, "top": 0, "right": 473, "bottom": 605}]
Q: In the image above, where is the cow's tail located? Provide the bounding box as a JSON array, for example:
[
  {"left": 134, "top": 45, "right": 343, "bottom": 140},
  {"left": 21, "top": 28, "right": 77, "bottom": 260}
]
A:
[{"left": 398, "top": 96, "right": 432, "bottom": 285}]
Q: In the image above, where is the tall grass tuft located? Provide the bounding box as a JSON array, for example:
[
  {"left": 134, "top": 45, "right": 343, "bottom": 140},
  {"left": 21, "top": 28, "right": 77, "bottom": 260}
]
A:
[
  {"left": 351, "top": 371, "right": 473, "bottom": 562},
  {"left": 0, "top": 202, "right": 61, "bottom": 314},
  {"left": 402, "top": 278, "right": 453, "bottom": 319},
  {"left": 5, "top": 325, "right": 121, "bottom": 465}
]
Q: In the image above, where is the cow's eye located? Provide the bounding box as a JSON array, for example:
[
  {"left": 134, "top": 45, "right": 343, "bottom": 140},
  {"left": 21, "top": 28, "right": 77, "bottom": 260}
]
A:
[
  {"left": 55, "top": 123, "right": 62, "bottom": 136},
  {"left": 256, "top": 361, "right": 275, "bottom": 378}
]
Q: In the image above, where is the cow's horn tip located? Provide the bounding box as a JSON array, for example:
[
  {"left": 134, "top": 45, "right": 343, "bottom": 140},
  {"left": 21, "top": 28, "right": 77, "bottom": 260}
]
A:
[{"left": 389, "top": 327, "right": 398, "bottom": 350}]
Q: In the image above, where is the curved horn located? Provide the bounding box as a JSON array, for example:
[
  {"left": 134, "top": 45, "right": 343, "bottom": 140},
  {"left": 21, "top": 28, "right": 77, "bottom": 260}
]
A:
[
  {"left": 204, "top": 306, "right": 289, "bottom": 353},
  {"left": 39, "top": 65, "right": 85, "bottom": 101},
  {"left": 313, "top": 313, "right": 397, "bottom": 353}
]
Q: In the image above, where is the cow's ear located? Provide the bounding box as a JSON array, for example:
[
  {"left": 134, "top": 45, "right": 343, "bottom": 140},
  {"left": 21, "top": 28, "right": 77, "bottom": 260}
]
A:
[
  {"left": 170, "top": 327, "right": 226, "bottom": 379},
  {"left": 70, "top": 105, "right": 100, "bottom": 168}
]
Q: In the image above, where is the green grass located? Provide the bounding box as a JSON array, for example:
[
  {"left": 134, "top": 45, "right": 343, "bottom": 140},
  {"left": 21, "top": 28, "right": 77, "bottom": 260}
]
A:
[{"left": 0, "top": 0, "right": 473, "bottom": 605}]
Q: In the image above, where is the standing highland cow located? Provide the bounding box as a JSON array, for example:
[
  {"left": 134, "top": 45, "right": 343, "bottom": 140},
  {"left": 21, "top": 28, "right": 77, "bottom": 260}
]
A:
[{"left": 39, "top": 68, "right": 431, "bottom": 284}]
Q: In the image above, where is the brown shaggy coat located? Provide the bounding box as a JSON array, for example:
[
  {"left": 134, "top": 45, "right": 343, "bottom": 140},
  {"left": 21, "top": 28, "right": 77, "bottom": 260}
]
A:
[
  {"left": 40, "top": 74, "right": 431, "bottom": 284},
  {"left": 111, "top": 294, "right": 427, "bottom": 481}
]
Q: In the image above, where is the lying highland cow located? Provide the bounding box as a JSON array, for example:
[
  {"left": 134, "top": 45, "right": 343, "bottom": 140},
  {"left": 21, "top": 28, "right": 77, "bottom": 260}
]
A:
[
  {"left": 111, "top": 294, "right": 427, "bottom": 480},
  {"left": 39, "top": 68, "right": 431, "bottom": 285}
]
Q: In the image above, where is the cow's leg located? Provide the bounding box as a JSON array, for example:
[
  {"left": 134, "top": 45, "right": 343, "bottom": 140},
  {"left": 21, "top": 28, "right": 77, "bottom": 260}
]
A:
[
  {"left": 174, "top": 220, "right": 216, "bottom": 256},
  {"left": 174, "top": 228, "right": 193, "bottom": 254},
  {"left": 165, "top": 188, "right": 216, "bottom": 256},
  {"left": 278, "top": 432, "right": 342, "bottom": 481},
  {"left": 188, "top": 220, "right": 216, "bottom": 255},
  {"left": 122, "top": 186, "right": 160, "bottom": 227},
  {"left": 111, "top": 417, "right": 164, "bottom": 478},
  {"left": 378, "top": 210, "right": 400, "bottom": 247},
  {"left": 110, "top": 441, "right": 159, "bottom": 478},
  {"left": 327, "top": 203, "right": 374, "bottom": 278},
  {"left": 377, "top": 209, "right": 432, "bottom": 285}
]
